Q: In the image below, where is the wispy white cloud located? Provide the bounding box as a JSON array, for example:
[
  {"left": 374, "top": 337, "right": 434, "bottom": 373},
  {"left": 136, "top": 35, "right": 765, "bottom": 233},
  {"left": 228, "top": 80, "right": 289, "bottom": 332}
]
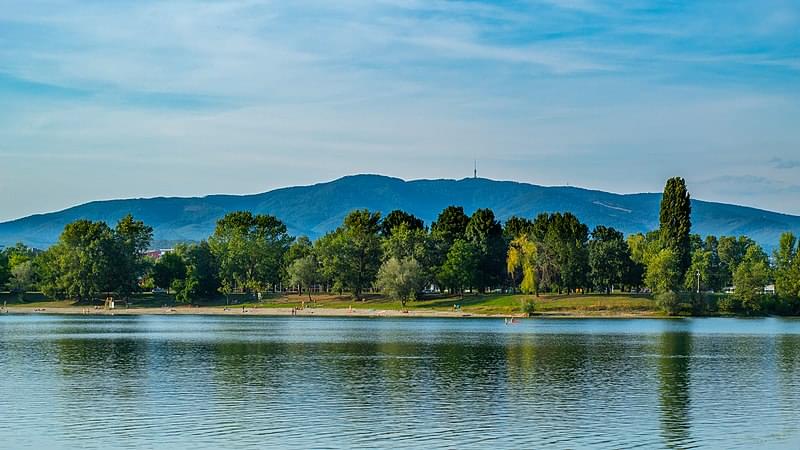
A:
[{"left": 0, "top": 0, "right": 799, "bottom": 220}]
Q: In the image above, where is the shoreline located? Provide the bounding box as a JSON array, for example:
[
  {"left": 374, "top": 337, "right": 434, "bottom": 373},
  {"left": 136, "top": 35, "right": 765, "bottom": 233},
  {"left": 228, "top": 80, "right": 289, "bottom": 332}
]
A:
[{"left": 1, "top": 305, "right": 664, "bottom": 319}]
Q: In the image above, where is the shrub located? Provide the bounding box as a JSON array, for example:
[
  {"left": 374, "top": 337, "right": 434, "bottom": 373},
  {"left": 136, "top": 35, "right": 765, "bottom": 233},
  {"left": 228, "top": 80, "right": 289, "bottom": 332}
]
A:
[
  {"left": 656, "top": 291, "right": 680, "bottom": 315},
  {"left": 520, "top": 298, "right": 536, "bottom": 316},
  {"left": 774, "top": 296, "right": 800, "bottom": 316},
  {"left": 717, "top": 296, "right": 741, "bottom": 314},
  {"left": 689, "top": 292, "right": 714, "bottom": 315}
]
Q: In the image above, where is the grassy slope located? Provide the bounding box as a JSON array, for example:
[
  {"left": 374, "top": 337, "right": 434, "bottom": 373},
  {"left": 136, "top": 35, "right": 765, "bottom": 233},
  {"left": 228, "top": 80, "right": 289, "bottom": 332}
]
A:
[{"left": 226, "top": 293, "right": 659, "bottom": 316}]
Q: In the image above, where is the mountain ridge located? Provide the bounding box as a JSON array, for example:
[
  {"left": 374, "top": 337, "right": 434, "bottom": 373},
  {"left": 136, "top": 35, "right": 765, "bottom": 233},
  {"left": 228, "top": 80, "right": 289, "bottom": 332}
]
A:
[{"left": 1, "top": 174, "right": 798, "bottom": 250}]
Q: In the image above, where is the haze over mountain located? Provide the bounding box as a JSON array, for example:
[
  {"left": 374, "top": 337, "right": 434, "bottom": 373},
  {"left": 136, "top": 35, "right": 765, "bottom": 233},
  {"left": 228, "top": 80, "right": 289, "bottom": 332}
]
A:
[{"left": 1, "top": 175, "right": 798, "bottom": 250}]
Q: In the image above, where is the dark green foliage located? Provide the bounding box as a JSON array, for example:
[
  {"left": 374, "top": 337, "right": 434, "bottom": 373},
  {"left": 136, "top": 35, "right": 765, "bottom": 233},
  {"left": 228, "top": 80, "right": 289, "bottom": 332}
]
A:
[
  {"left": 659, "top": 177, "right": 692, "bottom": 279},
  {"left": 283, "top": 236, "right": 313, "bottom": 281},
  {"left": 733, "top": 244, "right": 770, "bottom": 314},
  {"left": 287, "top": 255, "right": 319, "bottom": 301},
  {"left": 381, "top": 210, "right": 424, "bottom": 237},
  {"left": 178, "top": 241, "right": 220, "bottom": 301},
  {"left": 465, "top": 209, "right": 506, "bottom": 291},
  {"left": 156, "top": 241, "right": 220, "bottom": 304},
  {"left": 284, "top": 236, "right": 313, "bottom": 265},
  {"left": 520, "top": 298, "right": 536, "bottom": 315},
  {"left": 111, "top": 215, "right": 154, "bottom": 296},
  {"left": 717, "top": 295, "right": 741, "bottom": 314},
  {"left": 0, "top": 251, "right": 9, "bottom": 288},
  {"left": 36, "top": 216, "right": 151, "bottom": 301},
  {"left": 504, "top": 216, "right": 534, "bottom": 239},
  {"left": 153, "top": 252, "right": 187, "bottom": 290},
  {"left": 656, "top": 291, "right": 681, "bottom": 315},
  {"left": 438, "top": 239, "right": 479, "bottom": 296},
  {"left": 382, "top": 224, "right": 436, "bottom": 286},
  {"left": 539, "top": 213, "right": 589, "bottom": 293},
  {"left": 209, "top": 211, "right": 292, "bottom": 294},
  {"left": 716, "top": 235, "right": 755, "bottom": 287},
  {"left": 315, "top": 210, "right": 382, "bottom": 299},
  {"left": 589, "top": 226, "right": 632, "bottom": 293},
  {"left": 774, "top": 232, "right": 800, "bottom": 298},
  {"left": 431, "top": 206, "right": 469, "bottom": 248}
]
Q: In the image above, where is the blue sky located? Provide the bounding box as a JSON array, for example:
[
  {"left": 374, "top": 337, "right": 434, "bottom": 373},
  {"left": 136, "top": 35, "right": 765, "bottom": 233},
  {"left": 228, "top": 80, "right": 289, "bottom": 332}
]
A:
[{"left": 0, "top": 0, "right": 799, "bottom": 221}]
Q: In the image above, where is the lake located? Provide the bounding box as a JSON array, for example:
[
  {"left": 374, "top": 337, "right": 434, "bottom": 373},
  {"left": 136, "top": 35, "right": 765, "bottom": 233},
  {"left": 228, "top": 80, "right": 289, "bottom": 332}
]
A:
[{"left": 1, "top": 315, "right": 799, "bottom": 449}]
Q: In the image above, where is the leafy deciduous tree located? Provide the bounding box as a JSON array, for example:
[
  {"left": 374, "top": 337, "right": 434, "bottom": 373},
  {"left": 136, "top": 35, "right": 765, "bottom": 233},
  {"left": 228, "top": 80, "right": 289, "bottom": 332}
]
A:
[
  {"left": 287, "top": 255, "right": 319, "bottom": 301},
  {"left": 589, "top": 226, "right": 631, "bottom": 294},
  {"left": 438, "top": 239, "right": 479, "bottom": 298},
  {"left": 376, "top": 257, "right": 424, "bottom": 308}
]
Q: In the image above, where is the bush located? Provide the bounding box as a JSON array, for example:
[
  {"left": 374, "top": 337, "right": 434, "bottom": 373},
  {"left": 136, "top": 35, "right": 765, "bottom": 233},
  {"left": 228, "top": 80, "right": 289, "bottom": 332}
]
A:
[
  {"left": 689, "top": 292, "right": 714, "bottom": 315},
  {"left": 717, "top": 296, "right": 741, "bottom": 314},
  {"left": 656, "top": 291, "right": 680, "bottom": 315},
  {"left": 520, "top": 298, "right": 536, "bottom": 316},
  {"left": 774, "top": 296, "right": 800, "bottom": 316}
]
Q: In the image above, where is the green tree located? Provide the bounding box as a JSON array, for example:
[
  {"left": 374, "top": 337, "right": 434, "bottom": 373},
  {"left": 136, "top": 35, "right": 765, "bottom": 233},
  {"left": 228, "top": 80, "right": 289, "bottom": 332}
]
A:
[
  {"left": 172, "top": 275, "right": 199, "bottom": 304},
  {"left": 36, "top": 220, "right": 117, "bottom": 301},
  {"left": 315, "top": 210, "right": 382, "bottom": 300},
  {"left": 375, "top": 257, "right": 424, "bottom": 308},
  {"left": 535, "top": 212, "right": 589, "bottom": 293},
  {"left": 733, "top": 244, "right": 771, "bottom": 314},
  {"left": 0, "top": 250, "right": 9, "bottom": 288},
  {"left": 429, "top": 206, "right": 470, "bottom": 287},
  {"left": 684, "top": 248, "right": 712, "bottom": 293},
  {"left": 438, "top": 239, "right": 479, "bottom": 297},
  {"left": 381, "top": 223, "right": 434, "bottom": 285},
  {"left": 589, "top": 226, "right": 631, "bottom": 294},
  {"left": 111, "top": 214, "right": 154, "bottom": 296},
  {"left": 287, "top": 255, "right": 319, "bottom": 301},
  {"left": 153, "top": 252, "right": 187, "bottom": 291},
  {"left": 646, "top": 248, "right": 682, "bottom": 294},
  {"left": 774, "top": 232, "right": 800, "bottom": 299},
  {"left": 381, "top": 210, "right": 424, "bottom": 237},
  {"left": 431, "top": 206, "right": 469, "bottom": 246},
  {"left": 176, "top": 241, "right": 220, "bottom": 301},
  {"left": 7, "top": 260, "right": 35, "bottom": 301},
  {"left": 5, "top": 243, "right": 36, "bottom": 271},
  {"left": 283, "top": 236, "right": 312, "bottom": 266},
  {"left": 209, "top": 211, "right": 292, "bottom": 297},
  {"left": 717, "top": 235, "right": 755, "bottom": 287},
  {"left": 659, "top": 177, "right": 692, "bottom": 280},
  {"left": 503, "top": 216, "right": 534, "bottom": 240},
  {"left": 700, "top": 236, "right": 726, "bottom": 292},
  {"left": 465, "top": 208, "right": 506, "bottom": 291}
]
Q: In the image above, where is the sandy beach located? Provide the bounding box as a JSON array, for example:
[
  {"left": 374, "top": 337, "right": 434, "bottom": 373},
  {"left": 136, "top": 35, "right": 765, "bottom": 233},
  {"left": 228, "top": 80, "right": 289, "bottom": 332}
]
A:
[{"left": 2, "top": 305, "right": 511, "bottom": 318}]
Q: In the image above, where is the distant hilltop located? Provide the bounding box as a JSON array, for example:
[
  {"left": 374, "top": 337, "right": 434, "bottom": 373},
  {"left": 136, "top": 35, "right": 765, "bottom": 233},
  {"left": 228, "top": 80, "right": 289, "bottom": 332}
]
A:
[{"left": 1, "top": 174, "right": 799, "bottom": 249}]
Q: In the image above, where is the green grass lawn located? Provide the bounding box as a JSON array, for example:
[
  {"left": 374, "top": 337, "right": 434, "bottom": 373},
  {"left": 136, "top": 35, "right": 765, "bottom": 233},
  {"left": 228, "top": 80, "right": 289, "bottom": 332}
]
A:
[
  {"left": 240, "top": 292, "right": 659, "bottom": 316},
  {"left": 1, "top": 299, "right": 78, "bottom": 308},
  {"left": 3, "top": 291, "right": 660, "bottom": 316}
]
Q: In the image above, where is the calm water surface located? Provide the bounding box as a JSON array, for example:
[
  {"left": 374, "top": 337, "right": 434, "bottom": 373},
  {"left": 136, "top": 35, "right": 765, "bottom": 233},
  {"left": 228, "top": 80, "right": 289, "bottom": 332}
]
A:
[{"left": 1, "top": 315, "right": 799, "bottom": 449}]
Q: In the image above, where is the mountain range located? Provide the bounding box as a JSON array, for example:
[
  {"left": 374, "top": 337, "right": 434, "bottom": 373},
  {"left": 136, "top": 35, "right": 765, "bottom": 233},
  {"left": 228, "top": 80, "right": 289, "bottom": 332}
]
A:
[{"left": 1, "top": 174, "right": 798, "bottom": 250}]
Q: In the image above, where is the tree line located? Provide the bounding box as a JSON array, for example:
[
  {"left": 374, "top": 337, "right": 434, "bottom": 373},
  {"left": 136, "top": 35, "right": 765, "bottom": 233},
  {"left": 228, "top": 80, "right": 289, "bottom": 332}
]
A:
[{"left": 2, "top": 177, "right": 800, "bottom": 315}]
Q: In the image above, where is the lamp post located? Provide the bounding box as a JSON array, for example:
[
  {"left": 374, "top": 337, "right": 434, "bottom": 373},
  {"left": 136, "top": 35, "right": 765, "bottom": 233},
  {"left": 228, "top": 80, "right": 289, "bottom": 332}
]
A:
[{"left": 695, "top": 269, "right": 701, "bottom": 294}]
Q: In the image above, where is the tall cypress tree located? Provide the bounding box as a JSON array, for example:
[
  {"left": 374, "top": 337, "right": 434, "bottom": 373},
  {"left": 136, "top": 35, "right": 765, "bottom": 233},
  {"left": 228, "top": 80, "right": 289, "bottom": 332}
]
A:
[{"left": 659, "top": 177, "right": 692, "bottom": 279}]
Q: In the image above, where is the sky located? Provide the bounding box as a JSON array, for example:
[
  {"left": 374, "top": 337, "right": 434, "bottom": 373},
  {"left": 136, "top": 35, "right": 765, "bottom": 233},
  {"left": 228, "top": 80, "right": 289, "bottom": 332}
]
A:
[{"left": 0, "top": 0, "right": 799, "bottom": 222}]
